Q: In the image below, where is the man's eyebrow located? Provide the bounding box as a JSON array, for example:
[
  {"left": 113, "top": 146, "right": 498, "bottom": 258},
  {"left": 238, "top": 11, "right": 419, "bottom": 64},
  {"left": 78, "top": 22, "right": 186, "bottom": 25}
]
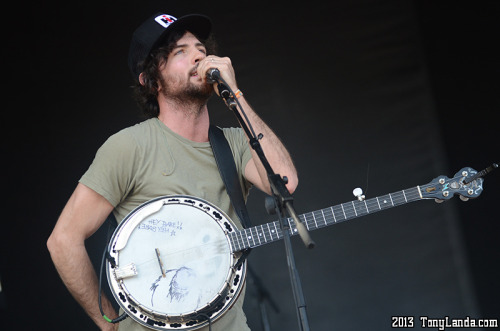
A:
[{"left": 173, "top": 42, "right": 206, "bottom": 49}]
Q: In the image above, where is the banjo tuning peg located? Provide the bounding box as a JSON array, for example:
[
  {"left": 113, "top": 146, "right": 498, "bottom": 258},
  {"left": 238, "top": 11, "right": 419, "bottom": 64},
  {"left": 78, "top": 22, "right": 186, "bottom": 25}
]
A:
[{"left": 353, "top": 188, "right": 365, "bottom": 201}]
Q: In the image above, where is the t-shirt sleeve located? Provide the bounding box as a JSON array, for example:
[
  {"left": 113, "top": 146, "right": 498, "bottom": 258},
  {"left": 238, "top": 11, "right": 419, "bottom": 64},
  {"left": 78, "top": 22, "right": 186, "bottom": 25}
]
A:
[{"left": 79, "top": 130, "right": 138, "bottom": 207}]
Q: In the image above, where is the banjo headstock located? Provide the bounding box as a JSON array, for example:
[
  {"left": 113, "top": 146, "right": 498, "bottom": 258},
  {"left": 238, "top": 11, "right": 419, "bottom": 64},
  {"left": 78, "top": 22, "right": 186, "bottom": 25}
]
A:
[{"left": 420, "top": 167, "right": 484, "bottom": 202}]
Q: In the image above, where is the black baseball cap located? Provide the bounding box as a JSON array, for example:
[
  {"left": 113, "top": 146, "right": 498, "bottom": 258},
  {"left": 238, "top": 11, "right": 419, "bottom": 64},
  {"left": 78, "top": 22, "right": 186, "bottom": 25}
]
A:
[{"left": 128, "top": 12, "right": 212, "bottom": 82}]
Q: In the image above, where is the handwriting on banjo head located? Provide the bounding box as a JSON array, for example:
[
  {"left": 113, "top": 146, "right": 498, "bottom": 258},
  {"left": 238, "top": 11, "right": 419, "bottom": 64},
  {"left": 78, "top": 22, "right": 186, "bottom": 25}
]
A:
[{"left": 138, "top": 219, "right": 184, "bottom": 235}]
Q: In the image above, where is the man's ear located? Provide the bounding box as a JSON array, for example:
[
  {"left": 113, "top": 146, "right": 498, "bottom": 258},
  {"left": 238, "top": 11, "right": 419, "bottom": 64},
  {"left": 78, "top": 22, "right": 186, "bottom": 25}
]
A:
[{"left": 139, "top": 72, "right": 146, "bottom": 86}]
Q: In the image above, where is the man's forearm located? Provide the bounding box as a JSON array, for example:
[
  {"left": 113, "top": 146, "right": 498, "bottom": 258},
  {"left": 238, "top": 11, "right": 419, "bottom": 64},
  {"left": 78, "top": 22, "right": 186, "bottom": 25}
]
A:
[
  {"left": 48, "top": 237, "right": 118, "bottom": 330},
  {"left": 237, "top": 96, "right": 298, "bottom": 194}
]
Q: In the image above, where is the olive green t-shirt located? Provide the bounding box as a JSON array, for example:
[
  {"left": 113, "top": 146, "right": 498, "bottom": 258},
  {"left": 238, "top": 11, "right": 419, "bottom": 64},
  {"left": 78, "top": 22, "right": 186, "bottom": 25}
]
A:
[{"left": 79, "top": 118, "right": 253, "bottom": 331}]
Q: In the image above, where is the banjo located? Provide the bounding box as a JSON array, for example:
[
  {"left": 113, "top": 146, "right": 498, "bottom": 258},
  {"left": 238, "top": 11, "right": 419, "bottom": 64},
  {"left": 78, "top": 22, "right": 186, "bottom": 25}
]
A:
[{"left": 106, "top": 166, "right": 488, "bottom": 330}]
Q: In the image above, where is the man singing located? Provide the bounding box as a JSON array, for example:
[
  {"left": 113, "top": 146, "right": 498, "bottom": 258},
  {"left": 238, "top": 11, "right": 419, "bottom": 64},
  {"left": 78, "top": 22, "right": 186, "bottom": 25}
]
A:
[{"left": 47, "top": 12, "right": 297, "bottom": 331}]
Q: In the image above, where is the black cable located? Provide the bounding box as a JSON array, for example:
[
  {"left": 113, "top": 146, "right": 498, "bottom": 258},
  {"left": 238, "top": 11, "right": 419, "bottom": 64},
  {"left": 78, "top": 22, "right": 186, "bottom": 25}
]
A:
[
  {"left": 98, "top": 223, "right": 128, "bottom": 324},
  {"left": 197, "top": 313, "right": 212, "bottom": 331}
]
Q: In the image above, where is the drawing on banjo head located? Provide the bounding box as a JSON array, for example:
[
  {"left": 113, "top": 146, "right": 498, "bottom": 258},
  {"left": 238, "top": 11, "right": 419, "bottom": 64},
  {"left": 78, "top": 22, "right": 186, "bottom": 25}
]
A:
[
  {"left": 106, "top": 166, "right": 490, "bottom": 330},
  {"left": 150, "top": 266, "right": 199, "bottom": 307}
]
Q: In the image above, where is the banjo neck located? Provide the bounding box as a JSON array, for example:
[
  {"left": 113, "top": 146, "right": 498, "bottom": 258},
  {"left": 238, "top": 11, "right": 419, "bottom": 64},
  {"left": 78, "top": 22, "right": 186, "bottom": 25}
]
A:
[
  {"left": 229, "top": 164, "right": 486, "bottom": 252},
  {"left": 228, "top": 186, "right": 424, "bottom": 252}
]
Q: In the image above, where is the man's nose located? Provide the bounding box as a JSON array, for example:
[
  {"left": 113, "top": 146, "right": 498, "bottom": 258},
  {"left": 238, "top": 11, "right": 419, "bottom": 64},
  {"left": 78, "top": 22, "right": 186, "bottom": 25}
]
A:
[{"left": 193, "top": 51, "right": 205, "bottom": 64}]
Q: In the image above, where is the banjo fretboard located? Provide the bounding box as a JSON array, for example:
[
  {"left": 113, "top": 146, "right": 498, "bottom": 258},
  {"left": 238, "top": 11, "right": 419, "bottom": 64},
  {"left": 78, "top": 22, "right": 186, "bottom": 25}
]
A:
[{"left": 228, "top": 186, "right": 423, "bottom": 252}]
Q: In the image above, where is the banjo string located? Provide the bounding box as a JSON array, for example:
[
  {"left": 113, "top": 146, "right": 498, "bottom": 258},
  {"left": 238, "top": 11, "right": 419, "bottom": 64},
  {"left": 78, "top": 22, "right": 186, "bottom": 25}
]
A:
[{"left": 131, "top": 238, "right": 231, "bottom": 268}]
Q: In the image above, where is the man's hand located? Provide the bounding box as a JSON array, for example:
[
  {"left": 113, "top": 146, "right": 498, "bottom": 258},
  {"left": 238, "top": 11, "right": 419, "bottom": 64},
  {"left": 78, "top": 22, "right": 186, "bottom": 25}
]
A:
[{"left": 198, "top": 55, "right": 238, "bottom": 93}]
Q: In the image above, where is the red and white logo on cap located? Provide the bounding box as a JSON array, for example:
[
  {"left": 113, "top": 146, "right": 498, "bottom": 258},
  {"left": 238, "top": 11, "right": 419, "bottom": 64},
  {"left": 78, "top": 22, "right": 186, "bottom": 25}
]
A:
[{"left": 155, "top": 14, "right": 177, "bottom": 28}]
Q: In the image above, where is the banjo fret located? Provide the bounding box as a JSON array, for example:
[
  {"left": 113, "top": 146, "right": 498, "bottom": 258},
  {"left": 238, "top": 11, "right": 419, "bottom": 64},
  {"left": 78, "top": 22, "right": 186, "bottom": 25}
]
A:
[{"left": 230, "top": 186, "right": 424, "bottom": 252}]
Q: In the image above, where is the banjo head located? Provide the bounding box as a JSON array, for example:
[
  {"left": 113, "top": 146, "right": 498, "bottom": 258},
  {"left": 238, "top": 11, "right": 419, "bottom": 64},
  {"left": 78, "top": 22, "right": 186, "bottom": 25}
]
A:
[{"left": 106, "top": 195, "right": 246, "bottom": 330}]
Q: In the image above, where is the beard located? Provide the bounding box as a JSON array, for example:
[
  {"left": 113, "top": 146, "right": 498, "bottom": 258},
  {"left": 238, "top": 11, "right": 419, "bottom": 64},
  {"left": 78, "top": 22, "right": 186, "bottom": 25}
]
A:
[{"left": 159, "top": 71, "right": 213, "bottom": 116}]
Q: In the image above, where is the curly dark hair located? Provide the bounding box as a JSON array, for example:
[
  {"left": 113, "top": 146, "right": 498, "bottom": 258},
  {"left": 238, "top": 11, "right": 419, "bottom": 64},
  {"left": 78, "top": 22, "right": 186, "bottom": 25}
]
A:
[{"left": 132, "top": 29, "right": 218, "bottom": 118}]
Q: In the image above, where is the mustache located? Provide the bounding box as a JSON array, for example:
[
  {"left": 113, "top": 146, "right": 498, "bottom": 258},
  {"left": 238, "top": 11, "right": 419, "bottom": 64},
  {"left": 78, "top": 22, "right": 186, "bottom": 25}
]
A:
[{"left": 190, "top": 64, "right": 199, "bottom": 77}]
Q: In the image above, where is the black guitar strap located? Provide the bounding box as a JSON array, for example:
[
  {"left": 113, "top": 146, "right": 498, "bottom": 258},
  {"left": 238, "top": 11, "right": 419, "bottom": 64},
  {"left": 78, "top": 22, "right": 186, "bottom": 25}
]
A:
[{"left": 208, "top": 125, "right": 253, "bottom": 230}]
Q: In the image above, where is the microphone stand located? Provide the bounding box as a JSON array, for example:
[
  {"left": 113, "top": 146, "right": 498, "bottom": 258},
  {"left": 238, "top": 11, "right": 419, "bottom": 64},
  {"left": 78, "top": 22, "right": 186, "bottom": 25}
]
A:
[
  {"left": 214, "top": 80, "right": 315, "bottom": 331},
  {"left": 248, "top": 265, "right": 280, "bottom": 331}
]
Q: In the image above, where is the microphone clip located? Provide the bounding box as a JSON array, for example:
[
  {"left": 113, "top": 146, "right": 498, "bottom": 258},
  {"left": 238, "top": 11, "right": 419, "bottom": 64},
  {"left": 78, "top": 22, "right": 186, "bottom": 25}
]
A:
[
  {"left": 207, "top": 68, "right": 237, "bottom": 108},
  {"left": 217, "top": 82, "right": 236, "bottom": 107}
]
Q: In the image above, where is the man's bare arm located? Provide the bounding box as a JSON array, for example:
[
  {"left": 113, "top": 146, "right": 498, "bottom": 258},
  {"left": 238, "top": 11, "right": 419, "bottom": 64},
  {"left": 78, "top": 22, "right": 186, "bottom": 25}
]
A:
[
  {"left": 47, "top": 183, "right": 118, "bottom": 330},
  {"left": 236, "top": 95, "right": 298, "bottom": 195}
]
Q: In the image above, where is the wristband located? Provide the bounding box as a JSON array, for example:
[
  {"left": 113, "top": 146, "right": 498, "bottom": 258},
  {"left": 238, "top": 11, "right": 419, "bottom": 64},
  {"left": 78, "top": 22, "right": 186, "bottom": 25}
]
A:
[{"left": 234, "top": 89, "right": 243, "bottom": 99}]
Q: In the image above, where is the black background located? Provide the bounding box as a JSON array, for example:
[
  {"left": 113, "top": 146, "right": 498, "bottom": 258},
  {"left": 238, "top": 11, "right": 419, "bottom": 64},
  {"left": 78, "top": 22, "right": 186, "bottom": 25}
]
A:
[{"left": 2, "top": 1, "right": 498, "bottom": 330}]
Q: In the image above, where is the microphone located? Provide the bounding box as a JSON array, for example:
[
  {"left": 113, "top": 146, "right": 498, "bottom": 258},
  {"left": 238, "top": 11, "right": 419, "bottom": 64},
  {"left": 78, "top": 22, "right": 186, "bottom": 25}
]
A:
[
  {"left": 206, "top": 68, "right": 221, "bottom": 84},
  {"left": 206, "top": 67, "right": 231, "bottom": 100}
]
